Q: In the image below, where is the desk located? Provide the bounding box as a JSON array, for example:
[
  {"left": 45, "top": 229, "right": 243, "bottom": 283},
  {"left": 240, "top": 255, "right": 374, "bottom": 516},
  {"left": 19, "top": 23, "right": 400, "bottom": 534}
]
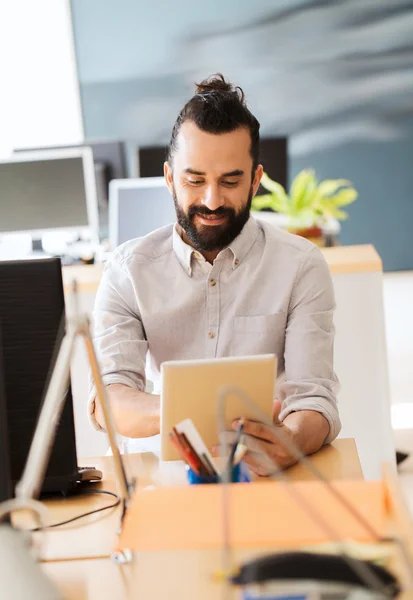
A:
[
  {"left": 37, "top": 439, "right": 364, "bottom": 599},
  {"left": 32, "top": 439, "right": 362, "bottom": 564}
]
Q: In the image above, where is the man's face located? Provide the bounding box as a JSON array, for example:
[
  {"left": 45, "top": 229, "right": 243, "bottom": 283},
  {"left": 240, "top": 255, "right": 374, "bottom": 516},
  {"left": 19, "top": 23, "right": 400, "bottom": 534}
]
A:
[{"left": 165, "top": 121, "right": 263, "bottom": 252}]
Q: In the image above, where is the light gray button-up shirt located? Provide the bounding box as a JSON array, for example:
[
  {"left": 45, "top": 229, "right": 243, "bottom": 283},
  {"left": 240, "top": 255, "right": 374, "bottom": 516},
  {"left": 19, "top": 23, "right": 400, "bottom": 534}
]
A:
[{"left": 90, "top": 217, "right": 340, "bottom": 447}]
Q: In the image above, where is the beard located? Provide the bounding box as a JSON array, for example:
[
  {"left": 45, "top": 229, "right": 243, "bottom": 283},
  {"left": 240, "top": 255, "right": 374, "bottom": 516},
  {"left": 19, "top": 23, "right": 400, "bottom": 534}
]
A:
[{"left": 173, "top": 187, "right": 252, "bottom": 252}]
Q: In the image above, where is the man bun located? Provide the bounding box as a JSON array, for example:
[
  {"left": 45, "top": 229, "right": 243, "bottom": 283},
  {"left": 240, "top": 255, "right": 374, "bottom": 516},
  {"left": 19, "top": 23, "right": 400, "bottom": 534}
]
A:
[{"left": 195, "top": 73, "right": 245, "bottom": 103}]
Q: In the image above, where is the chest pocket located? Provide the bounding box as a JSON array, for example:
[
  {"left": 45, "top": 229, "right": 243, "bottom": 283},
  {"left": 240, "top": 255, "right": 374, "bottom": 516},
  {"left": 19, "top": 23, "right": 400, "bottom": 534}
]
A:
[{"left": 231, "top": 313, "right": 287, "bottom": 362}]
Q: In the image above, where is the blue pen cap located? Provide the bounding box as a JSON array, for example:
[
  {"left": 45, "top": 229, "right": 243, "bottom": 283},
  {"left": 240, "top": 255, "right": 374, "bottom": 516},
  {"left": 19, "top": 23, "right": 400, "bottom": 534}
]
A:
[{"left": 186, "top": 461, "right": 251, "bottom": 484}]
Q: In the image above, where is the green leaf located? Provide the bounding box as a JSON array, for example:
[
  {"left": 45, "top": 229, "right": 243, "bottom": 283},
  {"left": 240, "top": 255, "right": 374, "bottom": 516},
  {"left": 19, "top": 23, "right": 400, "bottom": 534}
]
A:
[
  {"left": 329, "top": 207, "right": 349, "bottom": 220},
  {"left": 316, "top": 179, "right": 353, "bottom": 197},
  {"left": 260, "top": 172, "right": 288, "bottom": 198},
  {"left": 329, "top": 188, "right": 358, "bottom": 206},
  {"left": 290, "top": 169, "right": 317, "bottom": 210},
  {"left": 251, "top": 194, "right": 276, "bottom": 211}
]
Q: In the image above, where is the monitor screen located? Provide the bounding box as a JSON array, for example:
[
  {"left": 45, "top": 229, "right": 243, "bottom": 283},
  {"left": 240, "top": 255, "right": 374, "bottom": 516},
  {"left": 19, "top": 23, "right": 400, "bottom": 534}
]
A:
[
  {"left": 0, "top": 149, "right": 98, "bottom": 237},
  {"left": 109, "top": 178, "right": 176, "bottom": 248}
]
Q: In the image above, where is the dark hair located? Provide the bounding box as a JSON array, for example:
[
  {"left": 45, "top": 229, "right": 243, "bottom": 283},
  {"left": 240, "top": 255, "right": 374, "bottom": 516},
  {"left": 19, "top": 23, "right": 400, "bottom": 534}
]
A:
[{"left": 168, "top": 73, "right": 260, "bottom": 171}]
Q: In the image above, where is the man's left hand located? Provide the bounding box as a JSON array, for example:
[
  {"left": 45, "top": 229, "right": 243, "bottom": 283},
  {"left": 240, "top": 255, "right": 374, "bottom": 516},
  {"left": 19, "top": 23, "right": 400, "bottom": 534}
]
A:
[
  {"left": 231, "top": 401, "right": 298, "bottom": 476},
  {"left": 212, "top": 402, "right": 330, "bottom": 477}
]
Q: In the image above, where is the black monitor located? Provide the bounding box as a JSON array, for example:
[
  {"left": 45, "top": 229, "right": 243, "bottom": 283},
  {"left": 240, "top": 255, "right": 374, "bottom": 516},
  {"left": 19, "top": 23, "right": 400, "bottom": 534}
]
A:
[
  {"left": 137, "top": 138, "right": 288, "bottom": 189},
  {"left": 0, "top": 258, "right": 79, "bottom": 495},
  {"left": 0, "top": 327, "right": 12, "bottom": 503},
  {"left": 138, "top": 146, "right": 168, "bottom": 178},
  {"left": 259, "top": 137, "right": 288, "bottom": 190}
]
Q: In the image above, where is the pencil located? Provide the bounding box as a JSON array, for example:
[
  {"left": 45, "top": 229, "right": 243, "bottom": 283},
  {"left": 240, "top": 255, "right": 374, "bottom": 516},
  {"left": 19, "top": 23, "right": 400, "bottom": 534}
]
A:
[
  {"left": 180, "top": 432, "right": 210, "bottom": 477},
  {"left": 168, "top": 432, "right": 201, "bottom": 475}
]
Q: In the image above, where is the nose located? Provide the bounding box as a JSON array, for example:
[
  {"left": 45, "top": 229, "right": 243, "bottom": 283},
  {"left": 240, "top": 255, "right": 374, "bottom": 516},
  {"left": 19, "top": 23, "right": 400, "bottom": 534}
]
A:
[{"left": 201, "top": 184, "right": 224, "bottom": 212}]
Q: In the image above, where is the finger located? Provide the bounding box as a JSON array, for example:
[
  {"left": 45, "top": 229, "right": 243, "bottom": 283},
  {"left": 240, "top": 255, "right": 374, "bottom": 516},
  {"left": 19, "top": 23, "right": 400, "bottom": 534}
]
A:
[
  {"left": 242, "top": 450, "right": 274, "bottom": 477},
  {"left": 212, "top": 431, "right": 238, "bottom": 456},
  {"left": 234, "top": 419, "right": 276, "bottom": 443},
  {"left": 241, "top": 434, "right": 286, "bottom": 472},
  {"left": 273, "top": 400, "right": 282, "bottom": 425}
]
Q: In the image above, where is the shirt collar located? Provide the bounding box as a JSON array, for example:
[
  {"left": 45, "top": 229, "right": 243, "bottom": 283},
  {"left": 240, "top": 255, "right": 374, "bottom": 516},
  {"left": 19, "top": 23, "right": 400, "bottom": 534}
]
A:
[
  {"left": 173, "top": 224, "right": 195, "bottom": 276},
  {"left": 227, "top": 216, "right": 260, "bottom": 268},
  {"left": 172, "top": 216, "right": 260, "bottom": 277}
]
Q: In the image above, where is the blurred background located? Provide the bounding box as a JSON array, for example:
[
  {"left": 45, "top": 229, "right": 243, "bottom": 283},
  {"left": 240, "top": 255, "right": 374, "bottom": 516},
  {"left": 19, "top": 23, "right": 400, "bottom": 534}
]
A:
[
  {"left": 0, "top": 0, "right": 412, "bottom": 476},
  {"left": 1, "top": 0, "right": 413, "bottom": 269},
  {"left": 70, "top": 0, "right": 413, "bottom": 271}
]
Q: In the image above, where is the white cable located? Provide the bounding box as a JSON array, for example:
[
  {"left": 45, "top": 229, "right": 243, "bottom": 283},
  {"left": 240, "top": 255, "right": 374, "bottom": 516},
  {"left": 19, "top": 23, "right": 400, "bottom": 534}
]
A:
[{"left": 0, "top": 498, "right": 49, "bottom": 529}]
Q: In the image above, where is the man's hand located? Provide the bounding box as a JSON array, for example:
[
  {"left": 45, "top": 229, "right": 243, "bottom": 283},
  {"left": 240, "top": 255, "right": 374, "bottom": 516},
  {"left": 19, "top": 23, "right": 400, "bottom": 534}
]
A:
[
  {"left": 213, "top": 401, "right": 330, "bottom": 477},
  {"left": 232, "top": 401, "right": 298, "bottom": 476}
]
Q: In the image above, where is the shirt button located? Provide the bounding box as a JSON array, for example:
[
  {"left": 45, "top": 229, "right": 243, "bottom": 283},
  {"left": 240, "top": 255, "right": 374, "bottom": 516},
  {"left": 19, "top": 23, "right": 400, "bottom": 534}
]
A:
[
  {"left": 208, "top": 332, "right": 215, "bottom": 339},
  {"left": 210, "top": 279, "right": 216, "bottom": 287},
  {"left": 234, "top": 258, "right": 239, "bottom": 266}
]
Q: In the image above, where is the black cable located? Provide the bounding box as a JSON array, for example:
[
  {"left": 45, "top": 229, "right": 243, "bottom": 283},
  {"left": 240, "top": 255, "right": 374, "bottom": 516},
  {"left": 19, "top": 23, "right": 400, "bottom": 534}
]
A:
[{"left": 29, "top": 489, "right": 121, "bottom": 532}]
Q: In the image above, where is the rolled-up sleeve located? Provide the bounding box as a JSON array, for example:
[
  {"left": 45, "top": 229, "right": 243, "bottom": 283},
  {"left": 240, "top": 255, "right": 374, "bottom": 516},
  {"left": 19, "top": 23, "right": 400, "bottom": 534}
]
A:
[
  {"left": 88, "top": 255, "right": 148, "bottom": 430},
  {"left": 278, "top": 246, "right": 341, "bottom": 444}
]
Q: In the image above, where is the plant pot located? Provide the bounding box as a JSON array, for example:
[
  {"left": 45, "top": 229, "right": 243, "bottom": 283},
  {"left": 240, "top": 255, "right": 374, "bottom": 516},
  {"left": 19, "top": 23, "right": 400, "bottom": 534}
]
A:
[{"left": 288, "top": 226, "right": 324, "bottom": 247}]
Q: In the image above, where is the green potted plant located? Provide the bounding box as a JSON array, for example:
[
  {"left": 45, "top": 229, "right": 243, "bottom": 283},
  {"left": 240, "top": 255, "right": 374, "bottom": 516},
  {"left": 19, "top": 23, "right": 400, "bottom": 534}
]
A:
[{"left": 252, "top": 169, "right": 358, "bottom": 246}]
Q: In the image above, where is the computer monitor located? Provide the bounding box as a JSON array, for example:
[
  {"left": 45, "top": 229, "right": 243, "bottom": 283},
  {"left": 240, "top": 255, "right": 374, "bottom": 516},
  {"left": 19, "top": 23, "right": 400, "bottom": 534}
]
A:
[
  {"left": 0, "top": 258, "right": 80, "bottom": 495},
  {"left": 138, "top": 146, "right": 168, "bottom": 178},
  {"left": 0, "top": 327, "right": 12, "bottom": 503},
  {"left": 0, "top": 148, "right": 99, "bottom": 243},
  {"left": 15, "top": 140, "right": 128, "bottom": 206},
  {"left": 259, "top": 137, "right": 288, "bottom": 190},
  {"left": 15, "top": 140, "right": 127, "bottom": 180},
  {"left": 109, "top": 177, "right": 176, "bottom": 249}
]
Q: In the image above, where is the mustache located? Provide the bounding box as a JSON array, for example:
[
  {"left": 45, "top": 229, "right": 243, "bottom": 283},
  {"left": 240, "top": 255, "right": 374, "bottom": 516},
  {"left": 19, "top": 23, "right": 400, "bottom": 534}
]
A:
[{"left": 187, "top": 205, "right": 235, "bottom": 218}]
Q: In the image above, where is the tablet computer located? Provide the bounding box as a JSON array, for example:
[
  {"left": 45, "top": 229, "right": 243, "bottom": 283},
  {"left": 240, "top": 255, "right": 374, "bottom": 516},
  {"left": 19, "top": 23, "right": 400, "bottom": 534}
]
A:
[{"left": 161, "top": 354, "right": 277, "bottom": 461}]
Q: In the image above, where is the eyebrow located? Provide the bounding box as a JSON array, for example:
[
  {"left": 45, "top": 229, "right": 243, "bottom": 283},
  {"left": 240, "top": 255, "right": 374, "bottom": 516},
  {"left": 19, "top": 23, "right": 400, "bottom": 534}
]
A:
[{"left": 183, "top": 168, "right": 245, "bottom": 177}]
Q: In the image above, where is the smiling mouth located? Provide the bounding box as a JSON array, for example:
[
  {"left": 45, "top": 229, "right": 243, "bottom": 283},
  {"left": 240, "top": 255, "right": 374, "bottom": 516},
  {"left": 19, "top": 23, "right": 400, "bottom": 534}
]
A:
[{"left": 196, "top": 214, "right": 228, "bottom": 225}]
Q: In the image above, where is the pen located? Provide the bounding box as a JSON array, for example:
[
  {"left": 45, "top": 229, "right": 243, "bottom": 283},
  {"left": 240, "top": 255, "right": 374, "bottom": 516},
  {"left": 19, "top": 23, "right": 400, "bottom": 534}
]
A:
[
  {"left": 233, "top": 441, "right": 248, "bottom": 465},
  {"left": 227, "top": 417, "right": 245, "bottom": 474}
]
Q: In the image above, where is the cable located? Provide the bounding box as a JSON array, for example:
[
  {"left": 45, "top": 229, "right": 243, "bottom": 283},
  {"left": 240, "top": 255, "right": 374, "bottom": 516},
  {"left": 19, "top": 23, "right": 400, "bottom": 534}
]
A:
[
  {"left": 29, "top": 489, "right": 121, "bottom": 532},
  {"left": 0, "top": 498, "right": 48, "bottom": 528}
]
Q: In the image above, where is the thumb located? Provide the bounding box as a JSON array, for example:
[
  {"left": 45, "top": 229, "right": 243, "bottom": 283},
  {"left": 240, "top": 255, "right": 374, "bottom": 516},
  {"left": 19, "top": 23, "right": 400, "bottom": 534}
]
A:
[{"left": 273, "top": 399, "right": 282, "bottom": 425}]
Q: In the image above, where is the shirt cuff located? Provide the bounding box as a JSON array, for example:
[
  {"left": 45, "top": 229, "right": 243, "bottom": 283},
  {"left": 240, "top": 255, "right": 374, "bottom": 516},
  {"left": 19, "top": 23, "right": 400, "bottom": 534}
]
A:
[
  {"left": 88, "top": 375, "right": 143, "bottom": 432},
  {"left": 279, "top": 397, "right": 341, "bottom": 445}
]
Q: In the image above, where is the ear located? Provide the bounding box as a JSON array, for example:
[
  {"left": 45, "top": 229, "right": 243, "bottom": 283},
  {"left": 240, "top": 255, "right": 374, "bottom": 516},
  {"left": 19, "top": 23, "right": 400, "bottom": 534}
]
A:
[
  {"left": 251, "top": 164, "right": 264, "bottom": 198},
  {"left": 164, "top": 161, "right": 174, "bottom": 194}
]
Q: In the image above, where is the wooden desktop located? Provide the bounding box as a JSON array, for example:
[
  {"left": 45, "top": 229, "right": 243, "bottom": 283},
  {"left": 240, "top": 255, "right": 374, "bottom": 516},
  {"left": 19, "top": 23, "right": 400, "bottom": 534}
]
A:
[{"left": 29, "top": 438, "right": 370, "bottom": 599}]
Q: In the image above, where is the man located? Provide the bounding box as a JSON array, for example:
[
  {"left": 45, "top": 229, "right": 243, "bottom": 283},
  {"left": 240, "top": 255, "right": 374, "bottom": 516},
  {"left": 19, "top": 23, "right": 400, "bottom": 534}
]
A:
[{"left": 90, "top": 74, "right": 340, "bottom": 476}]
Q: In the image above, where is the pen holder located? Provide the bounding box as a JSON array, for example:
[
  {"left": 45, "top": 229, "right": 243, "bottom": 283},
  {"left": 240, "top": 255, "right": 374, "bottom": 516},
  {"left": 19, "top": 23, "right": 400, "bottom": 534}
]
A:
[{"left": 186, "top": 461, "right": 251, "bottom": 485}]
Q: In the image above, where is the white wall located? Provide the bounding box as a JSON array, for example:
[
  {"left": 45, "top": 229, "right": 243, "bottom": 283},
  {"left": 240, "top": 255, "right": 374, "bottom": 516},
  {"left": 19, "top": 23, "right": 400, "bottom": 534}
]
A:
[{"left": 0, "top": 0, "right": 83, "bottom": 155}]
